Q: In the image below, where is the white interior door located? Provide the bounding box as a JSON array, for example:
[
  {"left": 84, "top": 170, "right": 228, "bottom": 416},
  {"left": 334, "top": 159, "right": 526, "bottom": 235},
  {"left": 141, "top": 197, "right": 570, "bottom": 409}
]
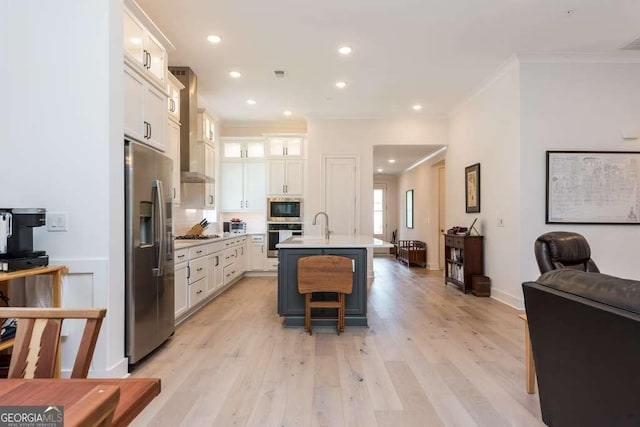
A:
[
  {"left": 323, "top": 156, "right": 357, "bottom": 236},
  {"left": 438, "top": 166, "right": 446, "bottom": 269}
]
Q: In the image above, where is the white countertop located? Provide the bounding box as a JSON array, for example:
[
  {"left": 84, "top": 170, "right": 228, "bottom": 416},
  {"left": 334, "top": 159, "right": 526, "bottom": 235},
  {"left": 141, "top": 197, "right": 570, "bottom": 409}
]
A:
[
  {"left": 174, "top": 233, "right": 247, "bottom": 250},
  {"left": 277, "top": 235, "right": 393, "bottom": 249}
]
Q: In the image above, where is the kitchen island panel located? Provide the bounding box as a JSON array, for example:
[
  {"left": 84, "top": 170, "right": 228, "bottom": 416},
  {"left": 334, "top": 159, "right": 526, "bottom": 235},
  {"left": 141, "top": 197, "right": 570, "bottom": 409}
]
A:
[{"left": 277, "top": 247, "right": 367, "bottom": 327}]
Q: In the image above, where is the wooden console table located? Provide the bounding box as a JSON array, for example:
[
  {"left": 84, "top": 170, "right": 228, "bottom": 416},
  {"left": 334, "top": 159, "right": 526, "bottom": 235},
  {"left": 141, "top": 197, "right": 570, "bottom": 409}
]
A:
[{"left": 0, "top": 265, "right": 67, "bottom": 373}]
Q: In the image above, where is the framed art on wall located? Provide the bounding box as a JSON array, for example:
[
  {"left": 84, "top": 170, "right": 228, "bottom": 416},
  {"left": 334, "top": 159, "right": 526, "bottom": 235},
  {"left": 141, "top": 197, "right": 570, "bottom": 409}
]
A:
[
  {"left": 465, "top": 163, "right": 480, "bottom": 213},
  {"left": 546, "top": 151, "right": 640, "bottom": 224}
]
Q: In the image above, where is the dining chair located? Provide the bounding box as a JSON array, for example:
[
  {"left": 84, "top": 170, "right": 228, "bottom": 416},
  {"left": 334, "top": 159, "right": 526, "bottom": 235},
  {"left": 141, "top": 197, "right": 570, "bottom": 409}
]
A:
[
  {"left": 297, "top": 255, "right": 353, "bottom": 335},
  {"left": 0, "top": 307, "right": 106, "bottom": 378}
]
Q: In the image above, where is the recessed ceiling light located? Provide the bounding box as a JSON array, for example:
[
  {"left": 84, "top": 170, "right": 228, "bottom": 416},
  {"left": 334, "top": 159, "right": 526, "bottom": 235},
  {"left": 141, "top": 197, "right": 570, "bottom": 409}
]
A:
[
  {"left": 388, "top": 159, "right": 396, "bottom": 164},
  {"left": 335, "top": 81, "right": 347, "bottom": 89},
  {"left": 246, "top": 99, "right": 256, "bottom": 105},
  {"left": 412, "top": 104, "right": 423, "bottom": 111},
  {"left": 229, "top": 71, "right": 242, "bottom": 78},
  {"left": 207, "top": 35, "right": 222, "bottom": 44},
  {"left": 338, "top": 46, "right": 352, "bottom": 55},
  {"left": 283, "top": 110, "right": 292, "bottom": 116},
  {"left": 377, "top": 168, "right": 383, "bottom": 173}
]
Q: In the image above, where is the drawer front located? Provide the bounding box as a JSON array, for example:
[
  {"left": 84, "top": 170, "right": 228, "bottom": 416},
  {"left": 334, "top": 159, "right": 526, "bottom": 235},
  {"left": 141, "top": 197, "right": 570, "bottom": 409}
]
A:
[
  {"left": 189, "top": 256, "right": 207, "bottom": 284},
  {"left": 207, "top": 241, "right": 225, "bottom": 255},
  {"left": 223, "top": 264, "right": 239, "bottom": 285},
  {"left": 189, "top": 277, "right": 206, "bottom": 306},
  {"left": 445, "top": 235, "right": 464, "bottom": 248},
  {"left": 189, "top": 245, "right": 207, "bottom": 259},
  {"left": 223, "top": 247, "right": 237, "bottom": 266},
  {"left": 175, "top": 248, "right": 188, "bottom": 264}
]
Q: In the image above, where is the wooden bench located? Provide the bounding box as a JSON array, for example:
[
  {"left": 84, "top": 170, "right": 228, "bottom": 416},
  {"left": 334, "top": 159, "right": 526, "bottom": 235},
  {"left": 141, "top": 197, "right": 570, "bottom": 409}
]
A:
[{"left": 396, "top": 240, "right": 427, "bottom": 268}]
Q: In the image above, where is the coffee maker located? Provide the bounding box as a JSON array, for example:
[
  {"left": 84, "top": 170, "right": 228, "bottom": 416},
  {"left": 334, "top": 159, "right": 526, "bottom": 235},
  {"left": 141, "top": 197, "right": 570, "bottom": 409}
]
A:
[{"left": 0, "top": 208, "right": 49, "bottom": 272}]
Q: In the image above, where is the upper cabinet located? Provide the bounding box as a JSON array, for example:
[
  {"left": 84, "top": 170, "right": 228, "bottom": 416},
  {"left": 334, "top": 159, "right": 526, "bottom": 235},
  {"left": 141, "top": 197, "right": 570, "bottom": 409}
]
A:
[
  {"left": 124, "top": 65, "right": 167, "bottom": 151},
  {"left": 123, "top": 5, "right": 167, "bottom": 84},
  {"left": 222, "top": 138, "right": 265, "bottom": 160},
  {"left": 167, "top": 73, "right": 182, "bottom": 122},
  {"left": 197, "top": 109, "right": 215, "bottom": 145},
  {"left": 123, "top": 0, "right": 174, "bottom": 152},
  {"left": 267, "top": 137, "right": 303, "bottom": 158}
]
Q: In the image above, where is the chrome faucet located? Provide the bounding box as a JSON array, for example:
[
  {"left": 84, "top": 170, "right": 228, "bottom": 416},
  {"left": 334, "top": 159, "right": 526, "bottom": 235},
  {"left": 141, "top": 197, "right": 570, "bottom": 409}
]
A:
[{"left": 312, "top": 211, "right": 332, "bottom": 240}]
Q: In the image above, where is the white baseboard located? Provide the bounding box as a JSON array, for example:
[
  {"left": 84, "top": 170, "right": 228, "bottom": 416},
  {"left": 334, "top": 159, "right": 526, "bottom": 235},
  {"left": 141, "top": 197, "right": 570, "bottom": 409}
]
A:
[
  {"left": 490, "top": 288, "right": 524, "bottom": 310},
  {"left": 63, "top": 357, "right": 129, "bottom": 379}
]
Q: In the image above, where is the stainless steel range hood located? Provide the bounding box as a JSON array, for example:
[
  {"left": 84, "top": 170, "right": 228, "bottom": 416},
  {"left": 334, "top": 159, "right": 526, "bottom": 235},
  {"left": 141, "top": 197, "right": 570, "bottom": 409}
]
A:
[{"left": 168, "top": 66, "right": 213, "bottom": 183}]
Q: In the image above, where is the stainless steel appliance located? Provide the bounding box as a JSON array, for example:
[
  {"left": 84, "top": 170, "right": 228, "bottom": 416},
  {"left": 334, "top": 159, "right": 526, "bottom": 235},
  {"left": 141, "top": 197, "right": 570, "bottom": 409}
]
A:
[
  {"left": 267, "top": 223, "right": 303, "bottom": 257},
  {"left": 0, "top": 208, "right": 49, "bottom": 272},
  {"left": 267, "top": 197, "right": 303, "bottom": 222},
  {"left": 125, "top": 140, "right": 174, "bottom": 364},
  {"left": 223, "top": 221, "right": 247, "bottom": 234}
]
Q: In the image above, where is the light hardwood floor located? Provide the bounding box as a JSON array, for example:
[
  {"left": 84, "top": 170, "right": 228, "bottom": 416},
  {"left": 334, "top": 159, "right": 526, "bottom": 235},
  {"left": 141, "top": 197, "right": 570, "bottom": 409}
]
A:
[{"left": 131, "top": 256, "right": 543, "bottom": 427}]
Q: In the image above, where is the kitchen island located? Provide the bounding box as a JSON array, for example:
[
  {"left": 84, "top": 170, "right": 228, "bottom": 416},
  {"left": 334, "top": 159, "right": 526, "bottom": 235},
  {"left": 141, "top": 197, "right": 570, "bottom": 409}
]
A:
[{"left": 276, "top": 235, "right": 392, "bottom": 328}]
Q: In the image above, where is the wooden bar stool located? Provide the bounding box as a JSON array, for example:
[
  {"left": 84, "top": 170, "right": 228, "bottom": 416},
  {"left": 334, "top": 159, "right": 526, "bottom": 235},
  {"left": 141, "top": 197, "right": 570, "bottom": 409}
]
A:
[{"left": 297, "top": 255, "right": 353, "bottom": 335}]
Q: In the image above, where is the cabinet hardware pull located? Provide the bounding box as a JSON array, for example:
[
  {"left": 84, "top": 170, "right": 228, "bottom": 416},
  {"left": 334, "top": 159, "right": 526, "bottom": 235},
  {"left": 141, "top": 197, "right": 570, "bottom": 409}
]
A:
[
  {"left": 173, "top": 188, "right": 176, "bottom": 199},
  {"left": 209, "top": 195, "right": 214, "bottom": 204},
  {"left": 143, "top": 49, "right": 148, "bottom": 68},
  {"left": 215, "top": 256, "right": 219, "bottom": 266},
  {"left": 146, "top": 51, "right": 152, "bottom": 69},
  {"left": 187, "top": 265, "right": 191, "bottom": 279},
  {"left": 196, "top": 290, "right": 202, "bottom": 294},
  {"left": 148, "top": 122, "right": 152, "bottom": 139},
  {"left": 245, "top": 200, "right": 249, "bottom": 208},
  {"left": 197, "top": 267, "right": 203, "bottom": 272},
  {"left": 177, "top": 254, "right": 185, "bottom": 259},
  {"left": 240, "top": 201, "right": 243, "bottom": 209}
]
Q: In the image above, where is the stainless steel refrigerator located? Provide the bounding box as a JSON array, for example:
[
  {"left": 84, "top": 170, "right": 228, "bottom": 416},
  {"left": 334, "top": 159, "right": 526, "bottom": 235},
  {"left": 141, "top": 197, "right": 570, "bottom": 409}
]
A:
[{"left": 125, "top": 139, "right": 175, "bottom": 364}]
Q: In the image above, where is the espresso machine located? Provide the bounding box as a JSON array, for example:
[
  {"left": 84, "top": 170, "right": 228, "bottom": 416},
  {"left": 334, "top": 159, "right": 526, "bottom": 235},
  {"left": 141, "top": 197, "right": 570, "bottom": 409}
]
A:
[{"left": 0, "top": 208, "right": 49, "bottom": 272}]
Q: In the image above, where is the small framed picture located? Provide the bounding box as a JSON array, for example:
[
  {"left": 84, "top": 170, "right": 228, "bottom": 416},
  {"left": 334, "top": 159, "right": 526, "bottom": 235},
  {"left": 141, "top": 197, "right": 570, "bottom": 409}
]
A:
[{"left": 465, "top": 163, "right": 480, "bottom": 213}]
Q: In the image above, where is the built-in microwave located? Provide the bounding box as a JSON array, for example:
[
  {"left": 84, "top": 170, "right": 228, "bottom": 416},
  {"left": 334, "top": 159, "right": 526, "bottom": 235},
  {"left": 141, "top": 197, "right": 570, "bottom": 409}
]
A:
[{"left": 267, "top": 197, "right": 303, "bottom": 222}]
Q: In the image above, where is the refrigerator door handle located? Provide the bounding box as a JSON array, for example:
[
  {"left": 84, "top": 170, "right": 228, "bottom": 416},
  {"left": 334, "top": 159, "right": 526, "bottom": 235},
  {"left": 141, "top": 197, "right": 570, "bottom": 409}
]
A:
[{"left": 152, "top": 179, "right": 165, "bottom": 277}]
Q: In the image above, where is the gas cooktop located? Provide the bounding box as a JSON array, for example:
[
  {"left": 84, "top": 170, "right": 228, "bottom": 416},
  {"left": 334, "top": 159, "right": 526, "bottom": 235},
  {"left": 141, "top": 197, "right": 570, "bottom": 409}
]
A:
[{"left": 175, "top": 234, "right": 221, "bottom": 240}]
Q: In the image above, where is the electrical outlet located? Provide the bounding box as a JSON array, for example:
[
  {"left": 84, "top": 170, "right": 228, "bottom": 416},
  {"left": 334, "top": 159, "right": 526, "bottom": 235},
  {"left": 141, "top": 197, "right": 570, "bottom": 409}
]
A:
[
  {"left": 48, "top": 212, "right": 68, "bottom": 232},
  {"left": 497, "top": 218, "right": 504, "bottom": 227}
]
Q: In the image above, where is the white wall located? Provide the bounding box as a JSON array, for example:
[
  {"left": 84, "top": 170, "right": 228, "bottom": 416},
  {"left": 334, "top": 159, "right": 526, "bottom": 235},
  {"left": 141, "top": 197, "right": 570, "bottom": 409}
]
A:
[
  {"left": 306, "top": 118, "right": 449, "bottom": 275},
  {"left": 447, "top": 60, "right": 522, "bottom": 306},
  {"left": 448, "top": 56, "right": 640, "bottom": 309},
  {"left": 398, "top": 155, "right": 447, "bottom": 269},
  {"left": 519, "top": 58, "right": 640, "bottom": 285},
  {"left": 2, "top": 1, "right": 127, "bottom": 377}
]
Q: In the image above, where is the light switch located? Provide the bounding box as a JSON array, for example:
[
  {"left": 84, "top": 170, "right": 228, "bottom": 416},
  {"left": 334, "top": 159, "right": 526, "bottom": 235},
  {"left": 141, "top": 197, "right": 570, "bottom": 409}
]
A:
[{"left": 48, "top": 212, "right": 68, "bottom": 232}]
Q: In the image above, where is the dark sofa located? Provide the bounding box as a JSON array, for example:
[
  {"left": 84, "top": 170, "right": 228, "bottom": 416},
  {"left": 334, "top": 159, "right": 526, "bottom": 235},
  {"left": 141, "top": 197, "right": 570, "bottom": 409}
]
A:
[{"left": 522, "top": 269, "right": 640, "bottom": 427}]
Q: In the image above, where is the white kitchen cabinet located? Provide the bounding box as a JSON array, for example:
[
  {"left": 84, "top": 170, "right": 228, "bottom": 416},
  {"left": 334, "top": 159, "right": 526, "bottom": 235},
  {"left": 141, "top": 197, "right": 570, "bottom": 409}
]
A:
[
  {"left": 168, "top": 119, "right": 181, "bottom": 204},
  {"left": 267, "top": 159, "right": 303, "bottom": 195},
  {"left": 267, "top": 137, "right": 303, "bottom": 157},
  {"left": 220, "top": 162, "right": 265, "bottom": 212},
  {"left": 167, "top": 73, "right": 182, "bottom": 122},
  {"left": 123, "top": 4, "right": 167, "bottom": 84},
  {"left": 222, "top": 138, "right": 265, "bottom": 160},
  {"left": 197, "top": 109, "right": 215, "bottom": 145},
  {"left": 174, "top": 260, "right": 189, "bottom": 319},
  {"left": 249, "top": 235, "right": 266, "bottom": 271},
  {"left": 206, "top": 251, "right": 224, "bottom": 296},
  {"left": 124, "top": 64, "right": 167, "bottom": 151}
]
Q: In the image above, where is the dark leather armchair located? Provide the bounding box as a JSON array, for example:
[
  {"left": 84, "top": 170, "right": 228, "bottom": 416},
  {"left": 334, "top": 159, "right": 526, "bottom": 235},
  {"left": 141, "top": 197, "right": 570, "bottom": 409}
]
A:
[{"left": 534, "top": 231, "right": 599, "bottom": 274}]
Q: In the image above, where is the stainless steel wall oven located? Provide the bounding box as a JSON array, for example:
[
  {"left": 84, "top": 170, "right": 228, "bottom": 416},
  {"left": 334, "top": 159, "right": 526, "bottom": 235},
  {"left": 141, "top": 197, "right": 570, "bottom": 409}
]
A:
[{"left": 267, "top": 223, "right": 303, "bottom": 257}]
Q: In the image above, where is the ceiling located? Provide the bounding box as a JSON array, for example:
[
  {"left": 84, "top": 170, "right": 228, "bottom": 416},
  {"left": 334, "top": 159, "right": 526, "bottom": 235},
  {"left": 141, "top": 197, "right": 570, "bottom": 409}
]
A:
[
  {"left": 373, "top": 145, "right": 445, "bottom": 176},
  {"left": 137, "top": 0, "right": 639, "bottom": 123},
  {"left": 138, "top": 0, "right": 639, "bottom": 176}
]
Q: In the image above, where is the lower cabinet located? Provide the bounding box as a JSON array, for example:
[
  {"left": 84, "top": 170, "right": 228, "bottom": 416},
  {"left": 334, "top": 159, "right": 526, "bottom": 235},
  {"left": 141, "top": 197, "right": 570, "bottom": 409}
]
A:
[
  {"left": 174, "top": 260, "right": 189, "bottom": 319},
  {"left": 175, "top": 236, "right": 248, "bottom": 324},
  {"left": 206, "top": 251, "right": 224, "bottom": 296}
]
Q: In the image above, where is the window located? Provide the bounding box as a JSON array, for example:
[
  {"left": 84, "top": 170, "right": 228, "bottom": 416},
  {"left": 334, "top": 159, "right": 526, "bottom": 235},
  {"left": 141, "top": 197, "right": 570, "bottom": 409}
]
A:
[{"left": 373, "top": 185, "right": 386, "bottom": 238}]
